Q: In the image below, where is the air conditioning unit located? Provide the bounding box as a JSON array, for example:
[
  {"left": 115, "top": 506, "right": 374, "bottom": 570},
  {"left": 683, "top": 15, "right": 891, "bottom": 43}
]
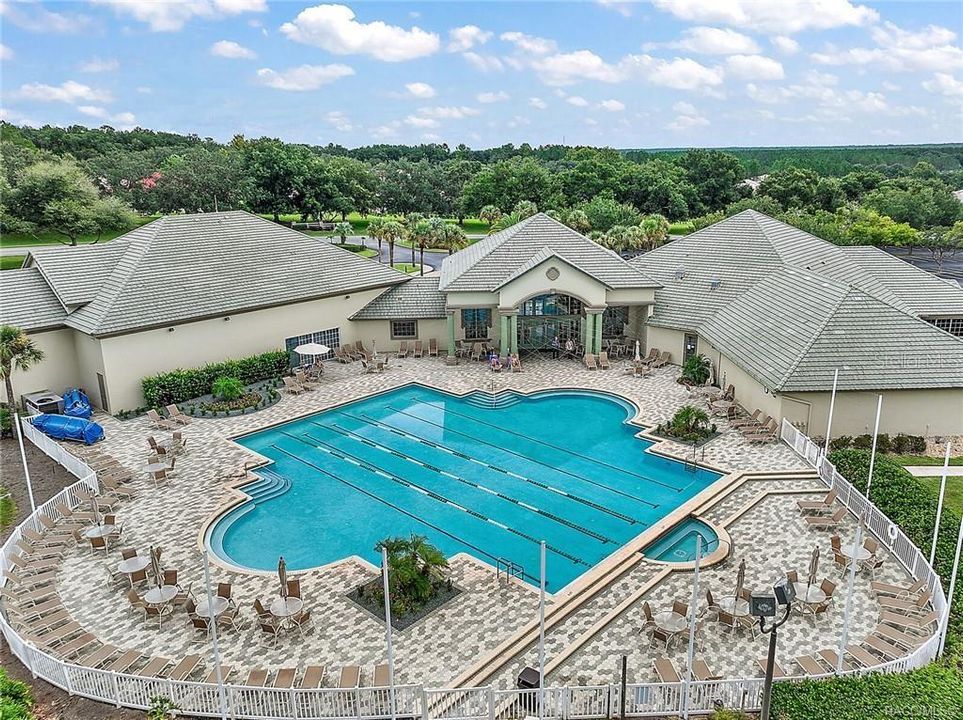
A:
[{"left": 23, "top": 391, "right": 64, "bottom": 416}]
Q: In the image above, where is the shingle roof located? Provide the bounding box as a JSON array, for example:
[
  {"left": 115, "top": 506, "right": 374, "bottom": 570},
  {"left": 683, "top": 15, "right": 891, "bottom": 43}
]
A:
[
  {"left": 28, "top": 240, "right": 131, "bottom": 307},
  {"left": 841, "top": 246, "right": 963, "bottom": 317},
  {"left": 439, "top": 213, "right": 660, "bottom": 293},
  {"left": 23, "top": 211, "right": 407, "bottom": 336},
  {"left": 0, "top": 268, "right": 68, "bottom": 332},
  {"left": 351, "top": 275, "right": 448, "bottom": 320}
]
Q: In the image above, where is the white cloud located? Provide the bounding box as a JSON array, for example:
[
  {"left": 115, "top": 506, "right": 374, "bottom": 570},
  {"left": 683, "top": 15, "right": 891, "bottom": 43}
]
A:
[
  {"left": 447, "top": 25, "right": 492, "bottom": 52},
  {"left": 325, "top": 110, "right": 353, "bottom": 131},
  {"left": 210, "top": 40, "right": 256, "bottom": 59},
  {"left": 0, "top": 43, "right": 12, "bottom": 60},
  {"left": 280, "top": 4, "right": 440, "bottom": 62},
  {"left": 598, "top": 99, "right": 625, "bottom": 111},
  {"left": 462, "top": 52, "right": 504, "bottom": 72},
  {"left": 76, "top": 105, "right": 137, "bottom": 128},
  {"left": 403, "top": 82, "right": 436, "bottom": 99},
  {"left": 811, "top": 21, "right": 963, "bottom": 72},
  {"left": 923, "top": 73, "right": 963, "bottom": 99},
  {"left": 666, "top": 101, "right": 709, "bottom": 131},
  {"left": 596, "top": 0, "right": 633, "bottom": 17},
  {"left": 566, "top": 95, "right": 589, "bottom": 107},
  {"left": 136, "top": 86, "right": 153, "bottom": 94},
  {"left": 500, "top": 31, "right": 558, "bottom": 56},
  {"left": 255, "top": 64, "right": 354, "bottom": 91},
  {"left": 404, "top": 115, "right": 439, "bottom": 128},
  {"left": 416, "top": 105, "right": 480, "bottom": 119},
  {"left": 92, "top": 0, "right": 266, "bottom": 32},
  {"left": 477, "top": 91, "right": 509, "bottom": 103},
  {"left": 726, "top": 54, "right": 785, "bottom": 80},
  {"left": 771, "top": 36, "right": 800, "bottom": 55},
  {"left": 16, "top": 80, "right": 111, "bottom": 103},
  {"left": 79, "top": 57, "right": 119, "bottom": 73},
  {"left": 529, "top": 97, "right": 548, "bottom": 109},
  {"left": 651, "top": 0, "right": 877, "bottom": 34},
  {"left": 371, "top": 124, "right": 399, "bottom": 139},
  {"left": 662, "top": 27, "right": 760, "bottom": 55},
  {"left": 673, "top": 101, "right": 698, "bottom": 115},
  {"left": 532, "top": 50, "right": 625, "bottom": 85},
  {"left": 0, "top": 1, "right": 91, "bottom": 33},
  {"left": 632, "top": 55, "right": 726, "bottom": 91}
]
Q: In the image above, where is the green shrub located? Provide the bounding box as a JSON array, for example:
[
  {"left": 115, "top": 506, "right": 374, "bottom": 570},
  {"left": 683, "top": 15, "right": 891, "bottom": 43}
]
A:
[
  {"left": 710, "top": 710, "right": 751, "bottom": 720},
  {"left": 211, "top": 376, "right": 244, "bottom": 401},
  {"left": 875, "top": 432, "right": 892, "bottom": 454},
  {"left": 770, "top": 662, "right": 963, "bottom": 720},
  {"left": 829, "top": 435, "right": 853, "bottom": 452},
  {"left": 0, "top": 668, "right": 33, "bottom": 720},
  {"left": 680, "top": 353, "right": 711, "bottom": 385},
  {"left": 141, "top": 350, "right": 288, "bottom": 406},
  {"left": 852, "top": 433, "right": 873, "bottom": 450},
  {"left": 892, "top": 433, "right": 927, "bottom": 454},
  {"left": 829, "top": 449, "right": 963, "bottom": 658}
]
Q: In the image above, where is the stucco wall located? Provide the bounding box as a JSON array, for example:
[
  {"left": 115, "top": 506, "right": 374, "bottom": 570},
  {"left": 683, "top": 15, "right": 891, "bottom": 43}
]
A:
[
  {"left": 350, "top": 319, "right": 450, "bottom": 354},
  {"left": 498, "top": 259, "right": 609, "bottom": 308},
  {"left": 644, "top": 326, "right": 687, "bottom": 364},
  {"left": 712, "top": 350, "right": 783, "bottom": 422},
  {"left": 72, "top": 332, "right": 107, "bottom": 410},
  {"left": 99, "top": 288, "right": 387, "bottom": 411},
  {"left": 6, "top": 329, "right": 79, "bottom": 406}
]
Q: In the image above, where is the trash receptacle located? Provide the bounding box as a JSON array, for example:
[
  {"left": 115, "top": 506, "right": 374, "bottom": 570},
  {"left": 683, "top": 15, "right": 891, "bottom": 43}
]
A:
[{"left": 517, "top": 666, "right": 540, "bottom": 714}]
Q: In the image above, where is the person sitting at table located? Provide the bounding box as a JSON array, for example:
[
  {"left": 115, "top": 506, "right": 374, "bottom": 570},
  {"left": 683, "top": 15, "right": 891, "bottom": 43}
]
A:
[{"left": 489, "top": 352, "right": 503, "bottom": 372}]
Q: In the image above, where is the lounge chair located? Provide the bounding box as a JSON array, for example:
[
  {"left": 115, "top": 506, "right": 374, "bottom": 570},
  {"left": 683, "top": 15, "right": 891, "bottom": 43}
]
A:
[
  {"left": 282, "top": 377, "right": 307, "bottom": 395},
  {"left": 879, "top": 609, "right": 939, "bottom": 632},
  {"left": 300, "top": 665, "right": 326, "bottom": 689},
  {"left": 874, "top": 623, "right": 925, "bottom": 650},
  {"left": 879, "top": 591, "right": 931, "bottom": 615},
  {"left": 397, "top": 341, "right": 410, "bottom": 358},
  {"left": 804, "top": 507, "right": 846, "bottom": 530},
  {"left": 428, "top": 338, "right": 438, "bottom": 356},
  {"left": 797, "top": 490, "right": 838, "bottom": 514},
  {"left": 739, "top": 414, "right": 771, "bottom": 436},
  {"left": 692, "top": 657, "right": 722, "bottom": 681},
  {"left": 372, "top": 663, "right": 390, "bottom": 686},
  {"left": 81, "top": 644, "right": 120, "bottom": 668},
  {"left": 653, "top": 657, "right": 681, "bottom": 683},
  {"left": 844, "top": 644, "right": 879, "bottom": 668},
  {"left": 205, "top": 666, "right": 234, "bottom": 684},
  {"left": 862, "top": 634, "right": 904, "bottom": 661},
  {"left": 107, "top": 650, "right": 144, "bottom": 673},
  {"left": 354, "top": 340, "right": 370, "bottom": 356},
  {"left": 795, "top": 654, "right": 826, "bottom": 675},
  {"left": 598, "top": 351, "right": 611, "bottom": 369},
  {"left": 147, "top": 410, "right": 178, "bottom": 431},
  {"left": 339, "top": 665, "right": 361, "bottom": 688},
  {"left": 137, "top": 656, "right": 172, "bottom": 678},
  {"left": 649, "top": 351, "right": 671, "bottom": 369},
  {"left": 871, "top": 578, "right": 926, "bottom": 599},
  {"left": 745, "top": 419, "right": 778, "bottom": 443},
  {"left": 165, "top": 405, "right": 192, "bottom": 425},
  {"left": 583, "top": 354, "right": 598, "bottom": 370},
  {"left": 729, "top": 409, "right": 761, "bottom": 428},
  {"left": 756, "top": 658, "right": 788, "bottom": 678},
  {"left": 816, "top": 648, "right": 849, "bottom": 672},
  {"left": 274, "top": 668, "right": 297, "bottom": 688},
  {"left": 246, "top": 669, "right": 269, "bottom": 686},
  {"left": 361, "top": 360, "right": 380, "bottom": 374},
  {"left": 168, "top": 655, "right": 202, "bottom": 681},
  {"left": 640, "top": 348, "right": 659, "bottom": 365},
  {"left": 413, "top": 340, "right": 424, "bottom": 358}
]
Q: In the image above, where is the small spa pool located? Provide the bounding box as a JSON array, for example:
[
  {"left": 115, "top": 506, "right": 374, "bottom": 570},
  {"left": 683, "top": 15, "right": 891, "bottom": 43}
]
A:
[{"left": 643, "top": 517, "right": 719, "bottom": 563}]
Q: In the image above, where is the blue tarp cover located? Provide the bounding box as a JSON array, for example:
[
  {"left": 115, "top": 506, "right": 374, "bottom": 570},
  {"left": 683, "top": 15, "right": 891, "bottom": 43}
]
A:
[
  {"left": 62, "top": 388, "right": 93, "bottom": 419},
  {"left": 31, "top": 414, "right": 104, "bottom": 445}
]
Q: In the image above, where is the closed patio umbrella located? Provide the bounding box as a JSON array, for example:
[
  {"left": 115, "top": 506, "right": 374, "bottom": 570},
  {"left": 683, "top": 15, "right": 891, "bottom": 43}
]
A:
[
  {"left": 634, "top": 340, "right": 641, "bottom": 363},
  {"left": 278, "top": 556, "right": 288, "bottom": 598},
  {"left": 734, "top": 558, "right": 746, "bottom": 602},
  {"left": 91, "top": 496, "right": 102, "bottom": 526},
  {"left": 807, "top": 545, "right": 820, "bottom": 591},
  {"left": 150, "top": 546, "right": 163, "bottom": 589}
]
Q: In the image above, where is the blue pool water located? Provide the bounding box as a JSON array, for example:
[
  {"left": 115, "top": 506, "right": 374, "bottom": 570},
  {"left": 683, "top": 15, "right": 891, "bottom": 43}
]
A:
[
  {"left": 642, "top": 518, "right": 719, "bottom": 563},
  {"left": 209, "top": 385, "right": 721, "bottom": 590}
]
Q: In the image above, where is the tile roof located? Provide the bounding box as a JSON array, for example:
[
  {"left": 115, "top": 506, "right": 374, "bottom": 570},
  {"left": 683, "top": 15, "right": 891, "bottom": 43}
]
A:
[
  {"left": 840, "top": 246, "right": 963, "bottom": 317},
  {"left": 351, "top": 275, "right": 448, "bottom": 320},
  {"left": 0, "top": 268, "right": 68, "bottom": 332},
  {"left": 28, "top": 240, "right": 131, "bottom": 307},
  {"left": 23, "top": 211, "right": 407, "bottom": 337},
  {"left": 439, "top": 213, "right": 660, "bottom": 293}
]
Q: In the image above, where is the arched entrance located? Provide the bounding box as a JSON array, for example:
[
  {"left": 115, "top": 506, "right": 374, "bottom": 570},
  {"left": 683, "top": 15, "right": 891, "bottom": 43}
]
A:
[{"left": 516, "top": 293, "right": 586, "bottom": 356}]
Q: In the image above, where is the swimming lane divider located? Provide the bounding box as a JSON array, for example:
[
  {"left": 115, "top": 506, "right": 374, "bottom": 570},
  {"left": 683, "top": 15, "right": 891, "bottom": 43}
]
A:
[
  {"left": 417, "top": 399, "right": 691, "bottom": 493},
  {"left": 315, "top": 422, "right": 621, "bottom": 544},
  {"left": 367, "top": 408, "right": 663, "bottom": 509},
  {"left": 275, "top": 431, "right": 590, "bottom": 569},
  {"left": 317, "top": 418, "right": 640, "bottom": 527},
  {"left": 269, "top": 443, "right": 543, "bottom": 585}
]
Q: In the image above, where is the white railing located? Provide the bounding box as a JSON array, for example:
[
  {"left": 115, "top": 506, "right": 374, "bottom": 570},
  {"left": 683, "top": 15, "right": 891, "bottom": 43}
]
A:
[{"left": 0, "top": 417, "right": 948, "bottom": 719}]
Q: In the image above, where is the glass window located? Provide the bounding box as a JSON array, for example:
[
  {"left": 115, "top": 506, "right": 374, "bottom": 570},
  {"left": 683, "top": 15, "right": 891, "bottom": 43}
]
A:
[
  {"left": 390, "top": 320, "right": 417, "bottom": 339},
  {"left": 285, "top": 327, "right": 339, "bottom": 366},
  {"left": 601, "top": 306, "right": 628, "bottom": 338},
  {"left": 462, "top": 308, "right": 491, "bottom": 340},
  {"left": 932, "top": 318, "right": 963, "bottom": 337},
  {"left": 683, "top": 333, "right": 698, "bottom": 362},
  {"left": 519, "top": 294, "right": 583, "bottom": 317}
]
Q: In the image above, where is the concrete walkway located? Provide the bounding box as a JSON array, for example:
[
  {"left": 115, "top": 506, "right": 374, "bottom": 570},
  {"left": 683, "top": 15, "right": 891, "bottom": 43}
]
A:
[{"left": 903, "top": 465, "right": 963, "bottom": 477}]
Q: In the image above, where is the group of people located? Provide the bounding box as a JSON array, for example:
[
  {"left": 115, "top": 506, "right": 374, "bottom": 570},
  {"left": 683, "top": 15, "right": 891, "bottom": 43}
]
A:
[
  {"left": 550, "top": 335, "right": 577, "bottom": 359},
  {"left": 488, "top": 351, "right": 522, "bottom": 372}
]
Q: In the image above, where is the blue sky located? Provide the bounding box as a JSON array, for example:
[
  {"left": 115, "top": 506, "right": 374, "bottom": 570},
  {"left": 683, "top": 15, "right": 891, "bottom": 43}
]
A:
[{"left": 1, "top": 0, "right": 961, "bottom": 148}]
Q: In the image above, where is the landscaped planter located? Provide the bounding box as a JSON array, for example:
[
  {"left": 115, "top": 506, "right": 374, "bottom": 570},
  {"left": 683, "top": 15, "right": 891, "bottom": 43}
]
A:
[
  {"left": 181, "top": 379, "right": 282, "bottom": 418},
  {"left": 347, "top": 576, "right": 462, "bottom": 631}
]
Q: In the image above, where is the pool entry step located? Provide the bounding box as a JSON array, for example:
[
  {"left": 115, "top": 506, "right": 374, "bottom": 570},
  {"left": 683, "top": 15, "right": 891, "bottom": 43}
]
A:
[
  {"left": 463, "top": 390, "right": 523, "bottom": 410},
  {"left": 242, "top": 468, "right": 292, "bottom": 505}
]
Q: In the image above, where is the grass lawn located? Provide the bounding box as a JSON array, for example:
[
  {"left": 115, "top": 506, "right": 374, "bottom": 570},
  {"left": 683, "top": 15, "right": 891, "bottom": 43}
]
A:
[
  {"left": 1, "top": 255, "right": 27, "bottom": 270},
  {"left": 267, "top": 212, "right": 490, "bottom": 236},
  {"left": 328, "top": 241, "right": 378, "bottom": 258},
  {"left": 889, "top": 454, "right": 963, "bottom": 466},
  {"left": 668, "top": 221, "right": 694, "bottom": 235},
  {"left": 0, "top": 216, "right": 157, "bottom": 248},
  {"left": 918, "top": 476, "right": 963, "bottom": 516},
  {"left": 392, "top": 263, "right": 421, "bottom": 274}
]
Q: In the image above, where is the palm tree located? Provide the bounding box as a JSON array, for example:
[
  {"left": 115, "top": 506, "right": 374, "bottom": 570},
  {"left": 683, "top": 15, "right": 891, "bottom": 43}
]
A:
[
  {"left": 333, "top": 221, "right": 352, "bottom": 245},
  {"left": 492, "top": 211, "right": 523, "bottom": 233},
  {"left": 565, "top": 209, "right": 591, "bottom": 234},
  {"left": 382, "top": 220, "right": 405, "bottom": 268},
  {"left": 0, "top": 325, "right": 45, "bottom": 411},
  {"left": 437, "top": 224, "right": 468, "bottom": 255},
  {"left": 513, "top": 200, "right": 537, "bottom": 219},
  {"left": 366, "top": 217, "right": 385, "bottom": 259},
  {"left": 478, "top": 205, "right": 502, "bottom": 232},
  {"left": 410, "top": 219, "right": 434, "bottom": 276},
  {"left": 640, "top": 213, "right": 670, "bottom": 250}
]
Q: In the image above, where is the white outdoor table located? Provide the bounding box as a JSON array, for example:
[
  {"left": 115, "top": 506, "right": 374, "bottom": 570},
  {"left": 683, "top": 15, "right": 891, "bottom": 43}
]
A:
[
  {"left": 144, "top": 585, "right": 178, "bottom": 605},
  {"left": 145, "top": 462, "right": 169, "bottom": 474},
  {"left": 195, "top": 596, "right": 230, "bottom": 618},
  {"left": 792, "top": 582, "right": 828, "bottom": 605},
  {"left": 716, "top": 597, "right": 750, "bottom": 617},
  {"left": 117, "top": 557, "right": 150, "bottom": 575},
  {"left": 84, "top": 524, "right": 117, "bottom": 539},
  {"left": 841, "top": 545, "right": 871, "bottom": 562},
  {"left": 654, "top": 611, "right": 687, "bottom": 633},
  {"left": 270, "top": 596, "right": 304, "bottom": 622}
]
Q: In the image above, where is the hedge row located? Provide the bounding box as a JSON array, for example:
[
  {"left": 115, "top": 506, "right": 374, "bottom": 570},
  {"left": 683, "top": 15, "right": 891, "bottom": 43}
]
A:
[
  {"left": 770, "top": 663, "right": 963, "bottom": 720},
  {"left": 141, "top": 350, "right": 290, "bottom": 407},
  {"left": 829, "top": 433, "right": 927, "bottom": 454},
  {"left": 829, "top": 449, "right": 963, "bottom": 658}
]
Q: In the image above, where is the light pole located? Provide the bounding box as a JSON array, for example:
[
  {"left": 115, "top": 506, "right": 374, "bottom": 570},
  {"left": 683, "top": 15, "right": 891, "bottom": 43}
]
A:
[{"left": 751, "top": 578, "right": 796, "bottom": 720}]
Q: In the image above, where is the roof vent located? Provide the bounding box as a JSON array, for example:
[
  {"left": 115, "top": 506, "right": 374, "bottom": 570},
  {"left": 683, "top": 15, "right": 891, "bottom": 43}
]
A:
[
  {"left": 709, "top": 277, "right": 722, "bottom": 290},
  {"left": 674, "top": 267, "right": 686, "bottom": 280}
]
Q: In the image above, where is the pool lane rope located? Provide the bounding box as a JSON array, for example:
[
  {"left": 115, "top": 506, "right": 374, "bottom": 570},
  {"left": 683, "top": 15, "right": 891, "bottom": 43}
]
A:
[
  {"left": 275, "top": 432, "right": 590, "bottom": 569},
  {"left": 316, "top": 418, "right": 641, "bottom": 527}
]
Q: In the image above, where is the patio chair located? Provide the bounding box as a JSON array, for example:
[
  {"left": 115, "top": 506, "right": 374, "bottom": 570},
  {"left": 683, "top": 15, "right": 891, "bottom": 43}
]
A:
[
  {"left": 338, "top": 665, "right": 361, "bottom": 688},
  {"left": 258, "top": 622, "right": 281, "bottom": 647},
  {"left": 795, "top": 654, "right": 826, "bottom": 676},
  {"left": 796, "top": 490, "right": 838, "bottom": 514},
  {"left": 833, "top": 550, "right": 849, "bottom": 573},
  {"left": 283, "top": 377, "right": 307, "bottom": 395},
  {"left": 334, "top": 346, "right": 350, "bottom": 363},
  {"left": 844, "top": 644, "right": 879, "bottom": 668},
  {"left": 165, "top": 405, "right": 192, "bottom": 425},
  {"left": 745, "top": 419, "right": 778, "bottom": 443},
  {"left": 361, "top": 360, "right": 379, "bottom": 374},
  {"left": 785, "top": 570, "right": 798, "bottom": 584},
  {"left": 871, "top": 578, "right": 926, "bottom": 599},
  {"left": 805, "top": 507, "right": 846, "bottom": 530},
  {"left": 862, "top": 634, "right": 904, "bottom": 661},
  {"left": 649, "top": 351, "right": 671, "bottom": 369},
  {"left": 738, "top": 415, "right": 771, "bottom": 436},
  {"left": 190, "top": 616, "right": 211, "bottom": 640},
  {"left": 122, "top": 588, "right": 144, "bottom": 618},
  {"left": 640, "top": 348, "right": 659, "bottom": 365},
  {"left": 253, "top": 599, "right": 273, "bottom": 622},
  {"left": 692, "top": 657, "right": 722, "bottom": 681},
  {"left": 145, "top": 603, "right": 174, "bottom": 630},
  {"left": 650, "top": 626, "right": 675, "bottom": 652},
  {"left": 672, "top": 600, "right": 689, "bottom": 618},
  {"left": 147, "top": 409, "right": 178, "bottom": 431},
  {"left": 398, "top": 341, "right": 410, "bottom": 358},
  {"left": 639, "top": 601, "right": 655, "bottom": 637},
  {"left": 286, "top": 578, "right": 301, "bottom": 598},
  {"left": 292, "top": 608, "right": 313, "bottom": 635},
  {"left": 295, "top": 369, "right": 318, "bottom": 389},
  {"left": 653, "top": 657, "right": 681, "bottom": 683},
  {"left": 704, "top": 589, "right": 720, "bottom": 619},
  {"left": 413, "top": 340, "right": 424, "bottom": 358},
  {"left": 217, "top": 583, "right": 234, "bottom": 603},
  {"left": 355, "top": 340, "right": 370, "bottom": 356},
  {"left": 757, "top": 658, "right": 788, "bottom": 678},
  {"left": 598, "top": 351, "right": 611, "bottom": 369},
  {"left": 470, "top": 342, "right": 484, "bottom": 361},
  {"left": 168, "top": 655, "right": 202, "bottom": 681},
  {"left": 274, "top": 667, "right": 297, "bottom": 688},
  {"left": 428, "top": 338, "right": 438, "bottom": 356},
  {"left": 299, "top": 665, "right": 326, "bottom": 689},
  {"left": 583, "top": 354, "right": 598, "bottom": 370}
]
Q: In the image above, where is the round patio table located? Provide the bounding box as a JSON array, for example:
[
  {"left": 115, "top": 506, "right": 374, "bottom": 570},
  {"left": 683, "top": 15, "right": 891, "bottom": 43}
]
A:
[
  {"left": 145, "top": 462, "right": 169, "bottom": 474},
  {"left": 792, "top": 582, "right": 828, "bottom": 605},
  {"left": 841, "top": 545, "right": 871, "bottom": 562},
  {"left": 716, "top": 597, "right": 750, "bottom": 616},
  {"left": 195, "top": 596, "right": 230, "bottom": 618},
  {"left": 654, "top": 611, "right": 687, "bottom": 633},
  {"left": 270, "top": 597, "right": 304, "bottom": 620},
  {"left": 117, "top": 557, "right": 150, "bottom": 575},
  {"left": 84, "top": 524, "right": 117, "bottom": 539},
  {"left": 144, "top": 585, "right": 179, "bottom": 605},
  {"left": 702, "top": 387, "right": 724, "bottom": 399}
]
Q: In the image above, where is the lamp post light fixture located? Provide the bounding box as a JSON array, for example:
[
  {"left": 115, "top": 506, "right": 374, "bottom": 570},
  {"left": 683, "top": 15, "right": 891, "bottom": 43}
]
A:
[{"left": 752, "top": 577, "right": 796, "bottom": 720}]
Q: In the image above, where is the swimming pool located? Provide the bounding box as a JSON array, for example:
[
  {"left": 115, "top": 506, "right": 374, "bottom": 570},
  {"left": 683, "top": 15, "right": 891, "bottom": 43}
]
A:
[
  {"left": 642, "top": 517, "right": 719, "bottom": 563},
  {"left": 208, "top": 384, "right": 721, "bottom": 590}
]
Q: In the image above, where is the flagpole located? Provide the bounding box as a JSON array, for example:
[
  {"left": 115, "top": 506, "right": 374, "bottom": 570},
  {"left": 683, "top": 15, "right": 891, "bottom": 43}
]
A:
[
  {"left": 865, "top": 396, "right": 883, "bottom": 501},
  {"left": 682, "top": 538, "right": 702, "bottom": 719},
  {"left": 823, "top": 369, "right": 839, "bottom": 456},
  {"left": 382, "top": 547, "right": 397, "bottom": 720},
  {"left": 538, "top": 540, "right": 546, "bottom": 720},
  {"left": 837, "top": 520, "right": 863, "bottom": 673},
  {"left": 14, "top": 413, "right": 36, "bottom": 513},
  {"left": 939, "top": 513, "right": 963, "bottom": 656},
  {"left": 202, "top": 551, "right": 229, "bottom": 720},
  {"left": 930, "top": 442, "right": 951, "bottom": 567}
]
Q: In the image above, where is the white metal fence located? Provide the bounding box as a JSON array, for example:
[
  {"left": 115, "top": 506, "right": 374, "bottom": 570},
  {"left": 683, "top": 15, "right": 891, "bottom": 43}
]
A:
[{"left": 0, "top": 417, "right": 947, "bottom": 718}]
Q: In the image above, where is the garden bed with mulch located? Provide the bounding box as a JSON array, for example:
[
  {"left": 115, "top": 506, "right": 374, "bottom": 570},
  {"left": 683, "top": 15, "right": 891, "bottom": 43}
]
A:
[
  {"left": 347, "top": 577, "right": 462, "bottom": 631},
  {"left": 179, "top": 379, "right": 281, "bottom": 418}
]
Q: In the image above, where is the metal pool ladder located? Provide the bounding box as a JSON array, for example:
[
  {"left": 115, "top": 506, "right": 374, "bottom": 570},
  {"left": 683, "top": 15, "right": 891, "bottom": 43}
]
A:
[{"left": 496, "top": 557, "right": 524, "bottom": 584}]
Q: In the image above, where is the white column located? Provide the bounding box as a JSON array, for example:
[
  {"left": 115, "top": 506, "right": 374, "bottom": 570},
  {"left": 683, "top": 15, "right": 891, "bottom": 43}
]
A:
[
  {"left": 930, "top": 442, "right": 952, "bottom": 567},
  {"left": 865, "top": 396, "right": 883, "bottom": 501}
]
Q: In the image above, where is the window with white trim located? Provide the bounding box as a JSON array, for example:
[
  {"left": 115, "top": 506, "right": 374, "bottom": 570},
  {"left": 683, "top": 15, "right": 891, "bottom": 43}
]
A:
[
  {"left": 462, "top": 308, "right": 491, "bottom": 340},
  {"left": 285, "top": 328, "right": 339, "bottom": 366},
  {"left": 390, "top": 320, "right": 417, "bottom": 339}
]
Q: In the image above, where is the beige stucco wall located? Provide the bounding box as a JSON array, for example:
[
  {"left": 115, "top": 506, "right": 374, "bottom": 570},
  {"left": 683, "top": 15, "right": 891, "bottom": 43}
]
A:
[
  {"left": 644, "top": 326, "right": 688, "bottom": 365},
  {"left": 98, "top": 288, "right": 388, "bottom": 411},
  {"left": 73, "top": 332, "right": 108, "bottom": 409},
  {"left": 498, "top": 259, "right": 609, "bottom": 309},
  {"left": 350, "top": 319, "right": 449, "bottom": 354},
  {"left": 5, "top": 329, "right": 79, "bottom": 406}
]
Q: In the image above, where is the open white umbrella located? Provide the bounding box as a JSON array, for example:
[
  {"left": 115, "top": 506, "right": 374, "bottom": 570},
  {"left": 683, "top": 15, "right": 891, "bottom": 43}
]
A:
[
  {"left": 294, "top": 342, "right": 330, "bottom": 357},
  {"left": 278, "top": 556, "right": 288, "bottom": 599}
]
